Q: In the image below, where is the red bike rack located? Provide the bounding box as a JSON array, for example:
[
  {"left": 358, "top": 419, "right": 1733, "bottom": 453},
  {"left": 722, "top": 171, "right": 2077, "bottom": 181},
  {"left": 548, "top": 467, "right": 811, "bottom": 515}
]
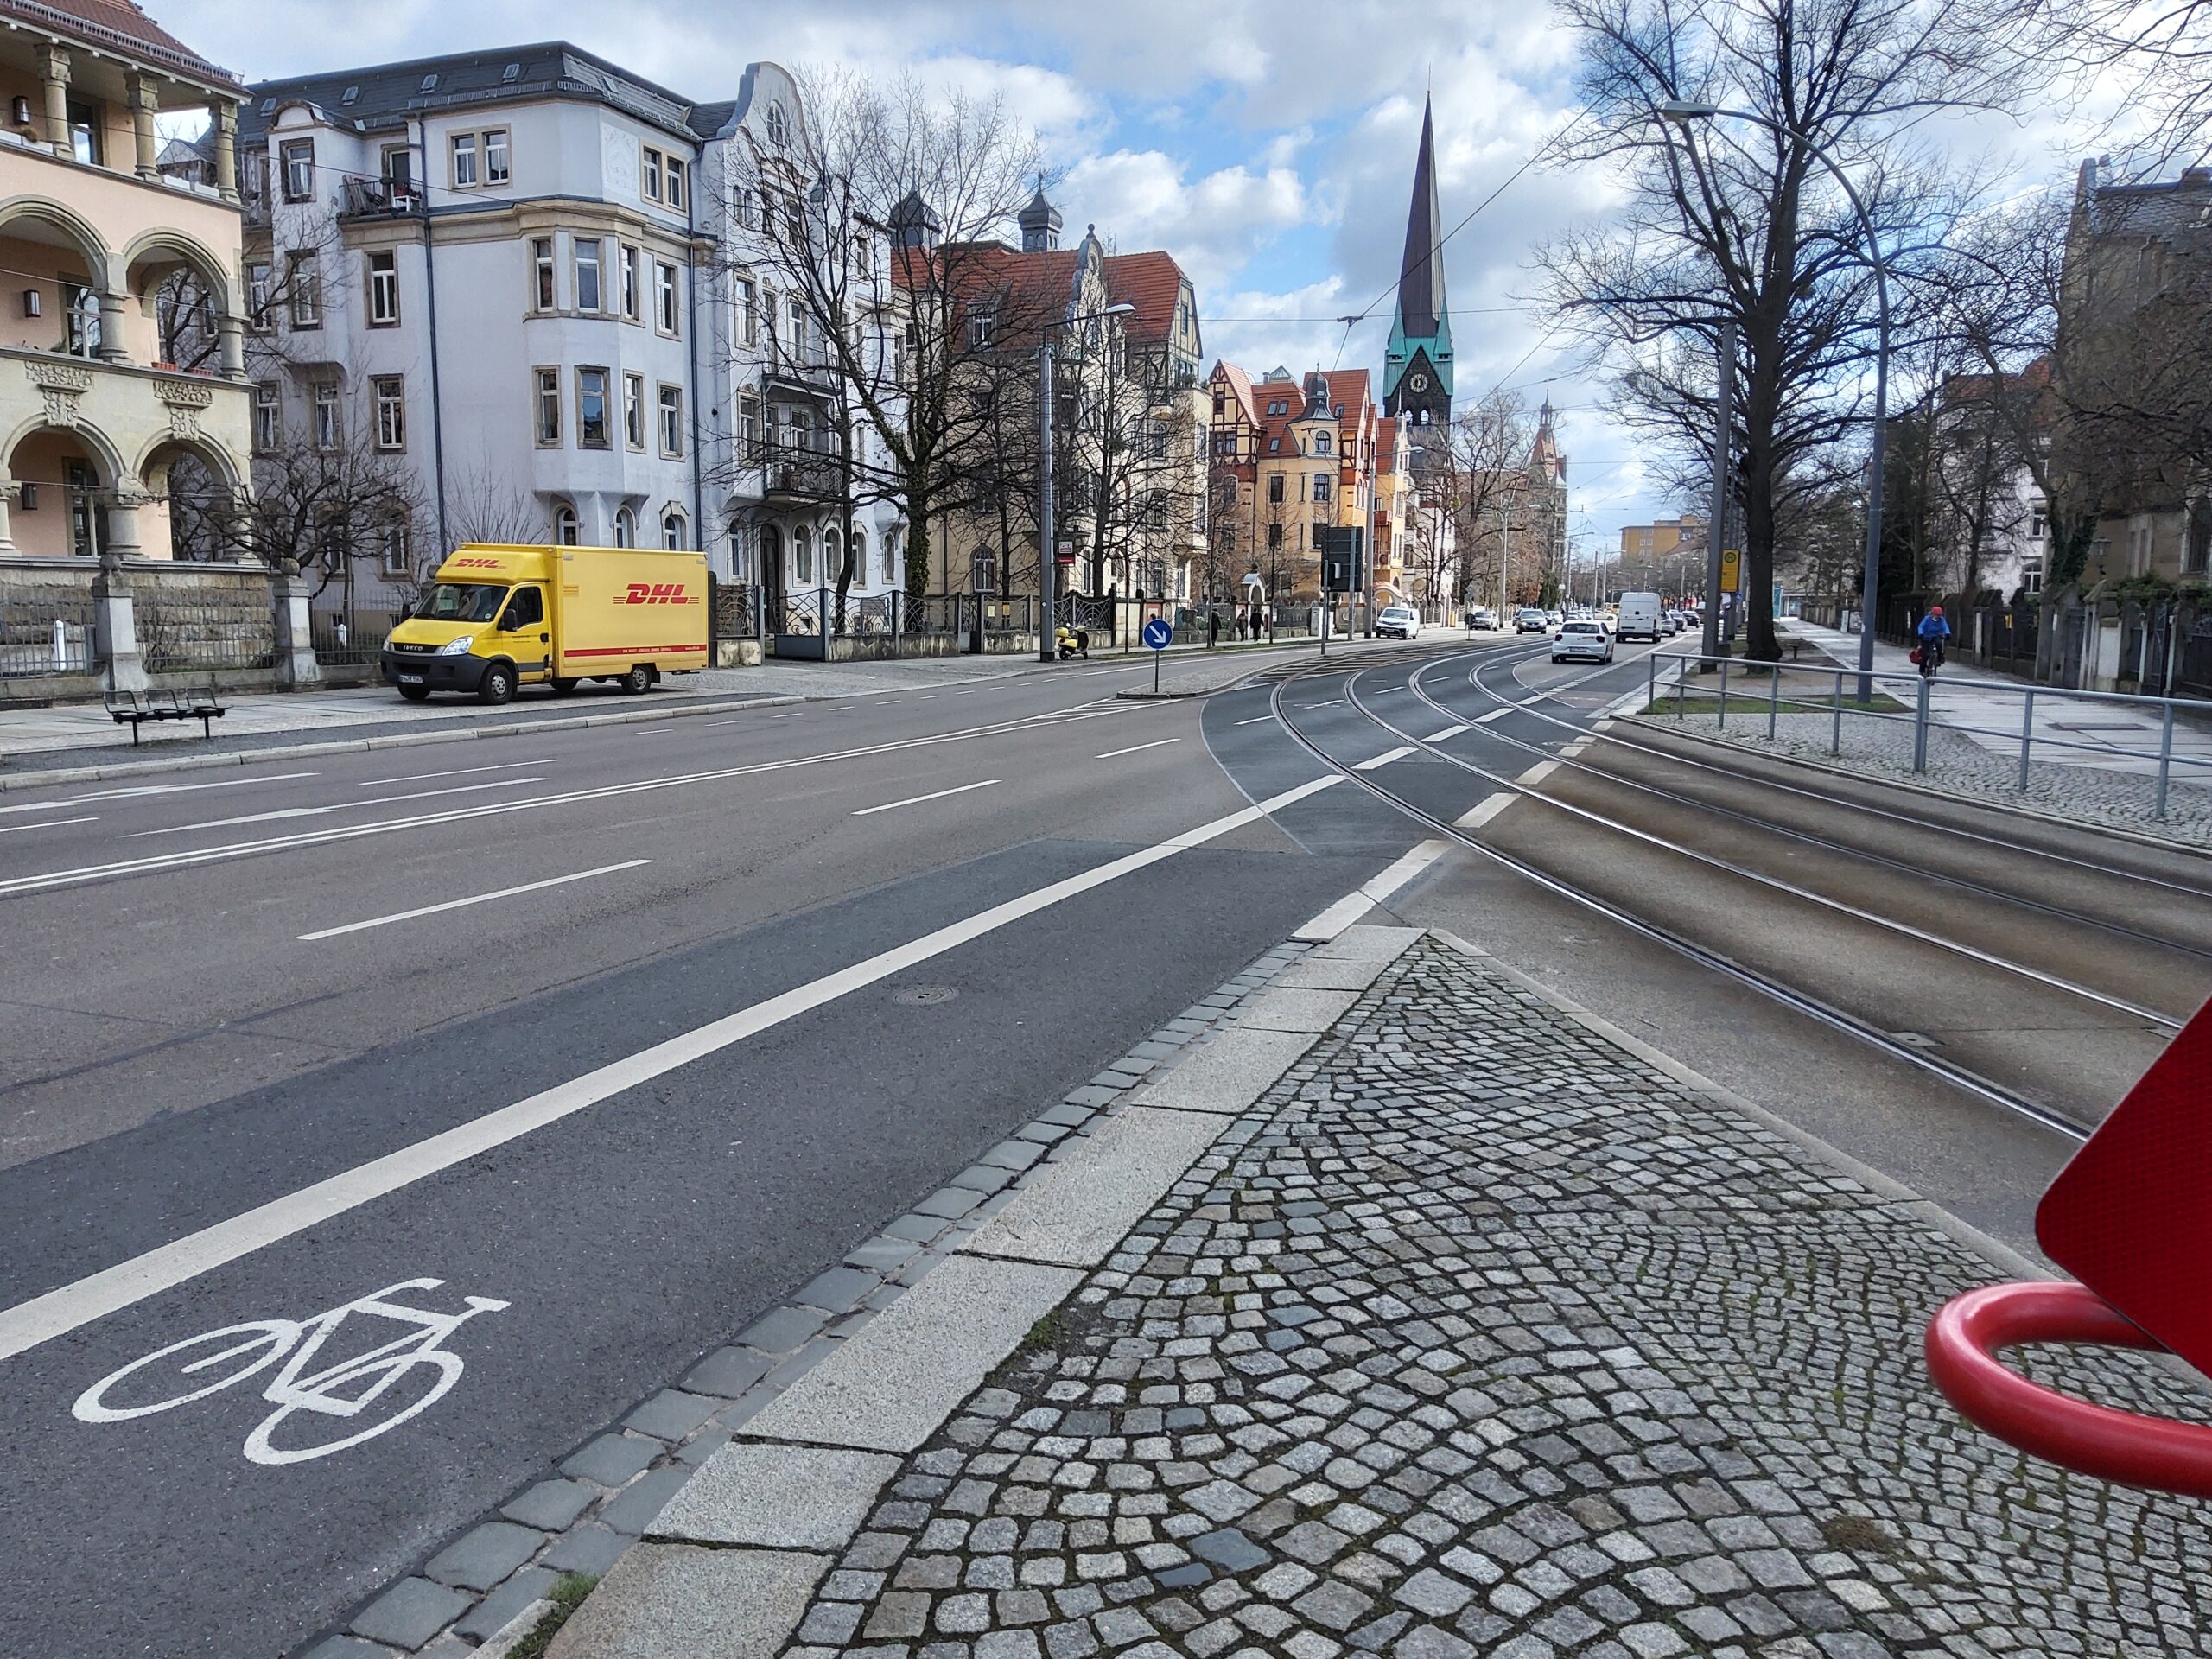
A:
[{"left": 1926, "top": 1281, "right": 2212, "bottom": 1498}]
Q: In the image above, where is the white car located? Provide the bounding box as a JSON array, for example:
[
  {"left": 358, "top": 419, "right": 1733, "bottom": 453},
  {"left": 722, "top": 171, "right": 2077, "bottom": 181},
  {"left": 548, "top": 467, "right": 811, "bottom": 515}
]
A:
[
  {"left": 1375, "top": 605, "right": 1421, "bottom": 639},
  {"left": 1551, "top": 620, "right": 1614, "bottom": 664}
]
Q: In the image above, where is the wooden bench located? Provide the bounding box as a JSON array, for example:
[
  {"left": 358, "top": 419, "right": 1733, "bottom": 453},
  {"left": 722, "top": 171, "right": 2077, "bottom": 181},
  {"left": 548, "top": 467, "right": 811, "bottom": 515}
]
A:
[{"left": 105, "top": 683, "right": 227, "bottom": 745}]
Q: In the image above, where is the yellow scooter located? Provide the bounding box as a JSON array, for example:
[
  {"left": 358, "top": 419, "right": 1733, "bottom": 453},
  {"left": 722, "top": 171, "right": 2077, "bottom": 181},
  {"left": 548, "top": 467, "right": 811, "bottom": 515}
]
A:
[{"left": 1054, "top": 624, "right": 1091, "bottom": 659}]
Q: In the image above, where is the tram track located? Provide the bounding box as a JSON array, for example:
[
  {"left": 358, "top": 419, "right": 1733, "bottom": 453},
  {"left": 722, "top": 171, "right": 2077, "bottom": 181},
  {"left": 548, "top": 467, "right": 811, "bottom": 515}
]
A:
[{"left": 1260, "top": 645, "right": 2201, "bottom": 1144}]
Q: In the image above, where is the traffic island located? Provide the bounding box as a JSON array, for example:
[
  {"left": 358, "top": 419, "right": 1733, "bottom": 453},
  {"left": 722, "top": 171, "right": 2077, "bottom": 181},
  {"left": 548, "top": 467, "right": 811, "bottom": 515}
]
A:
[{"left": 530, "top": 931, "right": 2212, "bottom": 1659}]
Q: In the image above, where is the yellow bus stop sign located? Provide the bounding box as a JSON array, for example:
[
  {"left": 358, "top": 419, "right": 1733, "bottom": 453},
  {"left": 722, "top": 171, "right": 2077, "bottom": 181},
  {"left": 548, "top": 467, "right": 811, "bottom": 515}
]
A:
[{"left": 1719, "top": 547, "right": 1741, "bottom": 594}]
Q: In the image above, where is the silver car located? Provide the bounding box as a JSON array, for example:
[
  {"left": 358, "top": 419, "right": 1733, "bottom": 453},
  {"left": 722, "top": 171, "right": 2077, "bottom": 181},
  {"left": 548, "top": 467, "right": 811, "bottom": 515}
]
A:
[{"left": 1550, "top": 620, "right": 1614, "bottom": 664}]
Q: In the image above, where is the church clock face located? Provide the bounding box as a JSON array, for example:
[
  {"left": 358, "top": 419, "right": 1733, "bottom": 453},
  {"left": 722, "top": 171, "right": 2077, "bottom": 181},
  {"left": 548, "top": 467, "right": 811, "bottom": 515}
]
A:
[{"left": 1408, "top": 372, "right": 1429, "bottom": 392}]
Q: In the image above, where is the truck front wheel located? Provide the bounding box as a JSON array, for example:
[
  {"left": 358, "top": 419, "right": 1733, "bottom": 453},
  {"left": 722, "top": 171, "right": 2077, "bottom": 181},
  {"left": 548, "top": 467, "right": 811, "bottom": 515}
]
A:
[
  {"left": 397, "top": 684, "right": 431, "bottom": 702},
  {"left": 620, "top": 664, "right": 653, "bottom": 695},
  {"left": 478, "top": 663, "right": 518, "bottom": 706}
]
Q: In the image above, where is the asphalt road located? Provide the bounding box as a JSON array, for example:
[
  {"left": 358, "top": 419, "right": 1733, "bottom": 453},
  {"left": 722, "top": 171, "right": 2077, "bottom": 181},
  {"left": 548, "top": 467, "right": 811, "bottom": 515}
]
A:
[
  {"left": 6, "top": 630, "right": 2204, "bottom": 1656},
  {"left": 0, "top": 648, "right": 1478, "bottom": 1658}
]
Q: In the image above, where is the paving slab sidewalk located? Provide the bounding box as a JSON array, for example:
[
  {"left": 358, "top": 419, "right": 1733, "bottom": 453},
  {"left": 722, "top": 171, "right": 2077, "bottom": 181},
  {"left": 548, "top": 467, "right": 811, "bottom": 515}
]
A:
[{"left": 541, "top": 932, "right": 2212, "bottom": 1659}]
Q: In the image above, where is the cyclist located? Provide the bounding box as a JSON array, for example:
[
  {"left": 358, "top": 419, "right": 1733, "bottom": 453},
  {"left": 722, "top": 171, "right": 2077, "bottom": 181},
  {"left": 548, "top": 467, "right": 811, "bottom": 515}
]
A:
[{"left": 1914, "top": 604, "right": 1951, "bottom": 678}]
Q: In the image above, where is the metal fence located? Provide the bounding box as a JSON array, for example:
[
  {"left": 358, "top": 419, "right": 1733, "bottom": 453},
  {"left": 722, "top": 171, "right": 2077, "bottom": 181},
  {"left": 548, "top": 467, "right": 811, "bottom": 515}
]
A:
[
  {"left": 138, "top": 601, "right": 277, "bottom": 674},
  {"left": 1649, "top": 649, "right": 2212, "bottom": 819},
  {"left": 0, "top": 592, "right": 99, "bottom": 678},
  {"left": 310, "top": 617, "right": 389, "bottom": 669}
]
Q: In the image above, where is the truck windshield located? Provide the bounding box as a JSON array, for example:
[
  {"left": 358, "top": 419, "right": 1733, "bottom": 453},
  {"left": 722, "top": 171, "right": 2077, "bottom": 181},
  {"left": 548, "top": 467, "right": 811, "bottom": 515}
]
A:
[{"left": 414, "top": 582, "right": 510, "bottom": 623}]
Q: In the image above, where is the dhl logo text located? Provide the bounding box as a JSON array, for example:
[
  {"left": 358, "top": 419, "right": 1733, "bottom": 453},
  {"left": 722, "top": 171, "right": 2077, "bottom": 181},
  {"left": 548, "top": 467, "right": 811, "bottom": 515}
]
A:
[
  {"left": 449, "top": 557, "right": 505, "bottom": 569},
  {"left": 619, "top": 582, "right": 693, "bottom": 606}
]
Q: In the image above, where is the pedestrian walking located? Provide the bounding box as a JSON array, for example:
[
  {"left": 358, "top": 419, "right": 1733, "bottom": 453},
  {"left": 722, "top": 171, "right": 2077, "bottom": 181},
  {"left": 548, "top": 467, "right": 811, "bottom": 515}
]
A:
[{"left": 1209, "top": 610, "right": 1222, "bottom": 647}]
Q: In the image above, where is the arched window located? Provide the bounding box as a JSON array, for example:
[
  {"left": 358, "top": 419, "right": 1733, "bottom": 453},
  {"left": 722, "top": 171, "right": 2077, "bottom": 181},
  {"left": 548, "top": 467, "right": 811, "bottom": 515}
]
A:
[
  {"left": 850, "top": 527, "right": 868, "bottom": 587},
  {"left": 880, "top": 528, "right": 898, "bottom": 586},
  {"left": 794, "top": 524, "right": 814, "bottom": 584},
  {"left": 823, "top": 526, "right": 842, "bottom": 582},
  {"left": 613, "top": 505, "right": 636, "bottom": 547},
  {"left": 663, "top": 508, "right": 687, "bottom": 550},
  {"left": 1313, "top": 431, "right": 1331, "bottom": 455},
  {"left": 553, "top": 504, "right": 580, "bottom": 545},
  {"left": 759, "top": 524, "right": 781, "bottom": 582}
]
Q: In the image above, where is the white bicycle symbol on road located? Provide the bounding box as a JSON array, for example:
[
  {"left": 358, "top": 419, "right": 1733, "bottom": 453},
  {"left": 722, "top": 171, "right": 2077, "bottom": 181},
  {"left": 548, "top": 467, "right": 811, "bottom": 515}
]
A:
[{"left": 72, "top": 1278, "right": 509, "bottom": 1465}]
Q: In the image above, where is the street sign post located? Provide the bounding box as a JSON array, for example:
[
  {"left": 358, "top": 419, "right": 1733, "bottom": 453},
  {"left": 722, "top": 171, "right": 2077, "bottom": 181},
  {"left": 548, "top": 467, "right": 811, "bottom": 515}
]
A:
[
  {"left": 1719, "top": 547, "right": 1741, "bottom": 594},
  {"left": 1928, "top": 993, "right": 2212, "bottom": 1494},
  {"left": 1141, "top": 615, "right": 1172, "bottom": 693}
]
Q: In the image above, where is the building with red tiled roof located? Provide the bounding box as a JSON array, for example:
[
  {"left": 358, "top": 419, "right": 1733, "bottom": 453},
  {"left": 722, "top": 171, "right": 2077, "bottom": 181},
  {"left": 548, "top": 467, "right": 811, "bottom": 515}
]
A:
[
  {"left": 0, "top": 0, "right": 241, "bottom": 91},
  {"left": 1206, "top": 361, "right": 1389, "bottom": 605}
]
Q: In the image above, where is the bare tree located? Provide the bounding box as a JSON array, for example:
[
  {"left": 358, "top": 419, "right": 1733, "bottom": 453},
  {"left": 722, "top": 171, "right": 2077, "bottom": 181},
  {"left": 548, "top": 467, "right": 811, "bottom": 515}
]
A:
[
  {"left": 1538, "top": 0, "right": 2033, "bottom": 658},
  {"left": 1433, "top": 391, "right": 1537, "bottom": 609},
  {"left": 2035, "top": 2, "right": 2212, "bottom": 178}
]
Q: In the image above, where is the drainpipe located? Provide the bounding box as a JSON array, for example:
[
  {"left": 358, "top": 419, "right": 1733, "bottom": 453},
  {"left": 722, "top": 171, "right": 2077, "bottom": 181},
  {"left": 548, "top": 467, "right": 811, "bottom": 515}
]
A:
[
  {"left": 685, "top": 137, "right": 707, "bottom": 566},
  {"left": 416, "top": 117, "right": 450, "bottom": 557}
]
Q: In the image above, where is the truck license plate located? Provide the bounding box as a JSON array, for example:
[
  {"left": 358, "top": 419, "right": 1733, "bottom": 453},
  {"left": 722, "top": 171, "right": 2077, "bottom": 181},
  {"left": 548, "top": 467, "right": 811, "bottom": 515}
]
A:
[{"left": 397, "top": 673, "right": 423, "bottom": 684}]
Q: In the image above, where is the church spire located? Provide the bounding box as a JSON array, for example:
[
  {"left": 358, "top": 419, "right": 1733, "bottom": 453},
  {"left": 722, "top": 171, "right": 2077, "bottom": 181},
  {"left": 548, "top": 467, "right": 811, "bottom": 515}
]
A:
[{"left": 1383, "top": 94, "right": 1452, "bottom": 433}]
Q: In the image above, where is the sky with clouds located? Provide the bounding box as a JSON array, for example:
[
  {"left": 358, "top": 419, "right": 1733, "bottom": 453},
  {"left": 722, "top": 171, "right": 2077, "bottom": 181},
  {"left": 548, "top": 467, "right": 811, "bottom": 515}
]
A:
[{"left": 156, "top": 0, "right": 2099, "bottom": 563}]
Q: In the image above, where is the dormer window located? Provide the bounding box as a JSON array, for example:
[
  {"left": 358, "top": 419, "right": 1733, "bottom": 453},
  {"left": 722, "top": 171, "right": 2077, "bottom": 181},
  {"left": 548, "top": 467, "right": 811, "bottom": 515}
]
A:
[
  {"left": 340, "top": 86, "right": 359, "bottom": 105},
  {"left": 503, "top": 62, "right": 522, "bottom": 82},
  {"left": 420, "top": 74, "right": 438, "bottom": 93},
  {"left": 1313, "top": 432, "right": 1332, "bottom": 454}
]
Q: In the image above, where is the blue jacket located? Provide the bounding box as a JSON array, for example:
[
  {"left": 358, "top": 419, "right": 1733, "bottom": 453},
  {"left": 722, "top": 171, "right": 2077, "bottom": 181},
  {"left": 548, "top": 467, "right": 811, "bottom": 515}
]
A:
[{"left": 1916, "top": 613, "right": 1951, "bottom": 642}]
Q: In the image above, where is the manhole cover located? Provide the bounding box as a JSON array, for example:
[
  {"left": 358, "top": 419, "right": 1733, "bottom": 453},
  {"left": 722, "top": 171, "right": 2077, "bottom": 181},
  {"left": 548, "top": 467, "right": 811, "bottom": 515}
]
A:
[{"left": 891, "top": 985, "right": 959, "bottom": 1007}]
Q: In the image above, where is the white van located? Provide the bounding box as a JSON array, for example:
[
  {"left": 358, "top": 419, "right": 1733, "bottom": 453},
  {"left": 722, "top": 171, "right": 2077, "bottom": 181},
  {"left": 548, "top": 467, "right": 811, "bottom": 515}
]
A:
[{"left": 1615, "top": 592, "right": 1663, "bottom": 642}]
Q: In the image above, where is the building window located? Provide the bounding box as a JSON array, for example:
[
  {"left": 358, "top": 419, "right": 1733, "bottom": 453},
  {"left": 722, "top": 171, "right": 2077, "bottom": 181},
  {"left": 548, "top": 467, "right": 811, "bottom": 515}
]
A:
[
  {"left": 655, "top": 261, "right": 680, "bottom": 334},
  {"left": 880, "top": 530, "right": 896, "bottom": 586},
  {"left": 577, "top": 366, "right": 611, "bottom": 448},
  {"left": 795, "top": 524, "right": 814, "bottom": 585},
  {"left": 288, "top": 252, "right": 321, "bottom": 328},
  {"left": 1267, "top": 474, "right": 1284, "bottom": 505},
  {"left": 534, "top": 367, "right": 561, "bottom": 447},
  {"left": 658, "top": 385, "right": 683, "bottom": 457},
  {"left": 253, "top": 383, "right": 281, "bottom": 452},
  {"left": 969, "top": 313, "right": 996, "bottom": 349},
  {"left": 2030, "top": 500, "right": 2050, "bottom": 541},
  {"left": 243, "top": 149, "right": 268, "bottom": 203},
  {"left": 620, "top": 245, "right": 640, "bottom": 320},
  {"left": 970, "top": 546, "right": 997, "bottom": 594},
  {"left": 379, "top": 516, "right": 410, "bottom": 578},
  {"left": 554, "top": 503, "right": 579, "bottom": 544},
  {"left": 575, "top": 238, "right": 602, "bottom": 314},
  {"left": 281, "top": 138, "right": 315, "bottom": 201},
  {"left": 738, "top": 393, "right": 760, "bottom": 453},
  {"left": 373, "top": 375, "right": 406, "bottom": 451},
  {"left": 625, "top": 372, "right": 645, "bottom": 451},
  {"left": 641, "top": 145, "right": 664, "bottom": 203},
  {"left": 531, "top": 238, "right": 556, "bottom": 310},
  {"left": 734, "top": 185, "right": 758, "bottom": 230},
  {"left": 313, "top": 382, "right": 340, "bottom": 450},
  {"left": 737, "top": 277, "right": 757, "bottom": 343},
  {"left": 853, "top": 527, "right": 870, "bottom": 584},
  {"left": 62, "top": 282, "right": 99, "bottom": 357},
  {"left": 246, "top": 262, "right": 272, "bottom": 330},
  {"left": 662, "top": 507, "right": 687, "bottom": 550},
  {"left": 1313, "top": 474, "right": 1332, "bottom": 504},
  {"left": 381, "top": 143, "right": 412, "bottom": 196},
  {"left": 1267, "top": 523, "right": 1283, "bottom": 552},
  {"left": 366, "top": 250, "right": 399, "bottom": 326},
  {"left": 664, "top": 156, "right": 687, "bottom": 210},
  {"left": 613, "top": 505, "right": 636, "bottom": 547},
  {"left": 450, "top": 131, "right": 478, "bottom": 188},
  {"left": 766, "top": 102, "right": 789, "bottom": 146},
  {"left": 483, "top": 128, "right": 510, "bottom": 186}
]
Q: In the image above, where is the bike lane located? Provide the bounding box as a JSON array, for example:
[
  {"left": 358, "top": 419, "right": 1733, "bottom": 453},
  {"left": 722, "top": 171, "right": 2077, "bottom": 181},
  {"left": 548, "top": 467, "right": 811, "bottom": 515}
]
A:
[{"left": 0, "top": 780, "right": 1414, "bottom": 1656}]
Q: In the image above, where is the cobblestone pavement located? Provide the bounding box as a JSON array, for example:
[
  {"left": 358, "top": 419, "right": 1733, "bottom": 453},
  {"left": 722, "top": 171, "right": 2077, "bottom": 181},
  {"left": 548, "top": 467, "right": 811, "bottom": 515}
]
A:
[
  {"left": 1636, "top": 708, "right": 2212, "bottom": 849},
  {"left": 749, "top": 939, "right": 2212, "bottom": 1659}
]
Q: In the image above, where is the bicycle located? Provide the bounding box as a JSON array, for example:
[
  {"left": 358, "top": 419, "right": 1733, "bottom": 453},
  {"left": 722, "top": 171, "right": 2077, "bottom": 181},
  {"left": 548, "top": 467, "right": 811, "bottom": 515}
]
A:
[{"left": 73, "top": 1278, "right": 509, "bottom": 1465}]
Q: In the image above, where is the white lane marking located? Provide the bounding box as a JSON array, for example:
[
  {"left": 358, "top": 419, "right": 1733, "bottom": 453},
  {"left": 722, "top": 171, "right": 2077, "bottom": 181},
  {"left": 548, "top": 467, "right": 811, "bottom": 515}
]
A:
[
  {"left": 0, "top": 816, "right": 95, "bottom": 835},
  {"left": 1518, "top": 695, "right": 1545, "bottom": 705},
  {"left": 1474, "top": 708, "right": 1512, "bottom": 725},
  {"left": 0, "top": 706, "right": 1133, "bottom": 898},
  {"left": 1516, "top": 760, "right": 1559, "bottom": 787},
  {"left": 1458, "top": 792, "right": 1519, "bottom": 829},
  {"left": 1292, "top": 838, "right": 1452, "bottom": 941},
  {"left": 875, "top": 700, "right": 901, "bottom": 706},
  {"left": 1353, "top": 747, "right": 1416, "bottom": 772},
  {"left": 770, "top": 712, "right": 801, "bottom": 719},
  {"left": 852, "top": 780, "right": 1000, "bottom": 817},
  {"left": 354, "top": 760, "right": 543, "bottom": 787},
  {"left": 1235, "top": 715, "right": 1274, "bottom": 726},
  {"left": 916, "top": 695, "right": 941, "bottom": 702},
  {"left": 1298, "top": 701, "right": 1344, "bottom": 709},
  {"left": 0, "top": 772, "right": 321, "bottom": 815},
  {"left": 0, "top": 775, "right": 1343, "bottom": 1363},
  {"left": 1422, "top": 725, "right": 1469, "bottom": 741},
  {"left": 296, "top": 860, "right": 653, "bottom": 941},
  {"left": 73, "top": 1277, "right": 506, "bottom": 1465},
  {"left": 127, "top": 777, "right": 549, "bottom": 838},
  {"left": 1096, "top": 738, "right": 1181, "bottom": 760}
]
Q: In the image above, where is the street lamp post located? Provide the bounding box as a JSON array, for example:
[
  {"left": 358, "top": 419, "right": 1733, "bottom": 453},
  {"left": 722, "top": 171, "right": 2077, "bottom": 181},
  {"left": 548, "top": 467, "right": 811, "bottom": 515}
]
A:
[
  {"left": 1038, "top": 302, "right": 1138, "bottom": 662},
  {"left": 1659, "top": 99, "right": 1891, "bottom": 702}
]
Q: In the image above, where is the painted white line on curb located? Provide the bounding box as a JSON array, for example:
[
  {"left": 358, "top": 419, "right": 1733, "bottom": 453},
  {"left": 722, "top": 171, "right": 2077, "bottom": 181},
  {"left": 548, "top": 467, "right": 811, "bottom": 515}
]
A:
[
  {"left": 1458, "top": 791, "right": 1518, "bottom": 830},
  {"left": 1422, "top": 724, "right": 1469, "bottom": 742},
  {"left": 298, "top": 861, "right": 653, "bottom": 941},
  {"left": 1291, "top": 837, "right": 1452, "bottom": 941},
  {"left": 852, "top": 780, "right": 1000, "bottom": 817},
  {"left": 354, "top": 760, "right": 544, "bottom": 787},
  {"left": 1353, "top": 747, "right": 1416, "bottom": 772},
  {"left": 1096, "top": 739, "right": 1180, "bottom": 760},
  {"left": 0, "top": 815, "right": 94, "bottom": 835},
  {"left": 0, "top": 774, "right": 1343, "bottom": 1364}
]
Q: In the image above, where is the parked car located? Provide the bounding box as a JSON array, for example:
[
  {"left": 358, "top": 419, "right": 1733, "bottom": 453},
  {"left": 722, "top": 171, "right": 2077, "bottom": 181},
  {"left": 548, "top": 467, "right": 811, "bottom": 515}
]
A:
[
  {"left": 1661, "top": 612, "right": 1687, "bottom": 635},
  {"left": 1375, "top": 605, "right": 1421, "bottom": 639},
  {"left": 1545, "top": 609, "right": 1565, "bottom": 629},
  {"left": 1516, "top": 607, "right": 1550, "bottom": 633},
  {"left": 1466, "top": 607, "right": 1499, "bottom": 631},
  {"left": 1551, "top": 620, "right": 1615, "bottom": 664}
]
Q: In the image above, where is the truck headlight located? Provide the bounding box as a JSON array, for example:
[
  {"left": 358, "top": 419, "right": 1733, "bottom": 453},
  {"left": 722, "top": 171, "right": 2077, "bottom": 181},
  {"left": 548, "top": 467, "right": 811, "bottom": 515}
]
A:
[{"left": 435, "top": 635, "right": 475, "bottom": 656}]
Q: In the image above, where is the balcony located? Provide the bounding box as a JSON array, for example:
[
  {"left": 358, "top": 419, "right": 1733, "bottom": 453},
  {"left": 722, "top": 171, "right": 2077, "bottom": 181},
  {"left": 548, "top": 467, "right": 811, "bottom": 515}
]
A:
[
  {"left": 760, "top": 342, "right": 839, "bottom": 400},
  {"left": 337, "top": 178, "right": 420, "bottom": 220},
  {"left": 759, "top": 446, "right": 842, "bottom": 504}
]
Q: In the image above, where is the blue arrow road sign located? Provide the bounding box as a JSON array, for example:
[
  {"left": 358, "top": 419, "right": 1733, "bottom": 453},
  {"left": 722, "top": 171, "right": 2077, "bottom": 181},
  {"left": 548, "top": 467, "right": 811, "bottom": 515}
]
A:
[{"left": 1141, "top": 617, "right": 1173, "bottom": 651}]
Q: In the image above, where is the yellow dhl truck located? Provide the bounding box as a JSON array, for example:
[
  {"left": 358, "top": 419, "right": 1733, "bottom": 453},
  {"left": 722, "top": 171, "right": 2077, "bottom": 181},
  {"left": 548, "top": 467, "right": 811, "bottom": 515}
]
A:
[{"left": 381, "top": 543, "right": 709, "bottom": 704}]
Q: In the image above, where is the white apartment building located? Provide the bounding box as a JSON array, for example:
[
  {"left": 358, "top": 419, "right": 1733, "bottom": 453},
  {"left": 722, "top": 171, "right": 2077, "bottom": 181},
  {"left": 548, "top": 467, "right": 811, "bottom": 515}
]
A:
[{"left": 239, "top": 46, "right": 899, "bottom": 622}]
